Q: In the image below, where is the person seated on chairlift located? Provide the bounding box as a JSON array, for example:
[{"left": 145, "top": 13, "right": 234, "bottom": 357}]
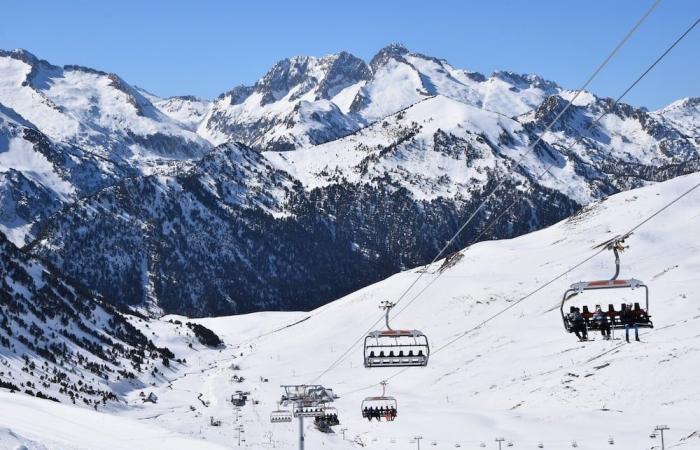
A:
[
  {"left": 620, "top": 303, "right": 640, "bottom": 342},
  {"left": 635, "top": 304, "right": 650, "bottom": 323},
  {"left": 593, "top": 306, "right": 611, "bottom": 340},
  {"left": 570, "top": 308, "right": 588, "bottom": 341}
]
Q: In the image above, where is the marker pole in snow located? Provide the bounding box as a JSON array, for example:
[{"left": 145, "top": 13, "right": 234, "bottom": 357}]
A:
[
  {"left": 654, "top": 425, "right": 669, "bottom": 449},
  {"left": 414, "top": 435, "right": 423, "bottom": 450},
  {"left": 495, "top": 437, "right": 505, "bottom": 450}
]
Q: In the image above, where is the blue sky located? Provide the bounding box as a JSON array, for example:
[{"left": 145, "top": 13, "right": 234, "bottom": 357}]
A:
[{"left": 1, "top": 0, "right": 697, "bottom": 109}]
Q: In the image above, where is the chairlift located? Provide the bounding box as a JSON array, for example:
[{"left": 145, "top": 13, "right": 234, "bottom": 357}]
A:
[
  {"left": 507, "top": 441, "right": 514, "bottom": 447},
  {"left": 364, "top": 301, "right": 430, "bottom": 367},
  {"left": 270, "top": 402, "right": 292, "bottom": 423},
  {"left": 480, "top": 442, "right": 486, "bottom": 448},
  {"left": 318, "top": 406, "right": 340, "bottom": 427},
  {"left": 361, "top": 381, "right": 398, "bottom": 422},
  {"left": 538, "top": 443, "right": 544, "bottom": 448},
  {"left": 571, "top": 441, "right": 578, "bottom": 448},
  {"left": 608, "top": 436, "right": 615, "bottom": 445},
  {"left": 561, "top": 236, "right": 653, "bottom": 335},
  {"left": 293, "top": 403, "right": 326, "bottom": 418}
]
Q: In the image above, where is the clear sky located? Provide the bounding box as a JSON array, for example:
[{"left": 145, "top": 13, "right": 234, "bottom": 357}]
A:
[{"left": 1, "top": 0, "right": 697, "bottom": 109}]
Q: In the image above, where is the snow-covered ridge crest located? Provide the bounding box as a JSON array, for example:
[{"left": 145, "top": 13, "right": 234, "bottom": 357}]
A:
[{"left": 199, "top": 43, "right": 569, "bottom": 151}]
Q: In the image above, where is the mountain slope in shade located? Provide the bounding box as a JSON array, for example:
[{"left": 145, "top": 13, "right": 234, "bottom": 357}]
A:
[
  {"left": 1, "top": 45, "right": 698, "bottom": 317},
  {"left": 30, "top": 90, "right": 700, "bottom": 316},
  {"left": 0, "top": 231, "right": 176, "bottom": 408},
  {"left": 0, "top": 102, "right": 133, "bottom": 245}
]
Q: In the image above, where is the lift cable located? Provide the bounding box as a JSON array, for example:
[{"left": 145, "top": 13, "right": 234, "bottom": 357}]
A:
[{"left": 309, "top": 0, "right": 662, "bottom": 384}]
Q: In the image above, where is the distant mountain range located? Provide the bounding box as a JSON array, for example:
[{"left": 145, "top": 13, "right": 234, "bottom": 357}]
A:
[{"left": 1, "top": 45, "right": 698, "bottom": 316}]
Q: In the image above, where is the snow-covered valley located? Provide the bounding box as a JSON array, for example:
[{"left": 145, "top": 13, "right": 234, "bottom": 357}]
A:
[{"left": 3, "top": 172, "right": 698, "bottom": 449}]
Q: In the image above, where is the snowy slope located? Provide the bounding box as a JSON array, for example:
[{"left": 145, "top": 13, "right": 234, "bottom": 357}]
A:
[
  {"left": 266, "top": 93, "right": 699, "bottom": 205},
  {"left": 0, "top": 49, "right": 211, "bottom": 167},
  {"left": 0, "top": 49, "right": 213, "bottom": 244},
  {"left": 7, "top": 172, "right": 687, "bottom": 449},
  {"left": 2, "top": 173, "right": 699, "bottom": 449},
  {"left": 3, "top": 44, "right": 699, "bottom": 317},
  {"left": 31, "top": 90, "right": 699, "bottom": 315},
  {"left": 138, "top": 89, "right": 212, "bottom": 132},
  {"left": 0, "top": 391, "right": 226, "bottom": 450},
  {"left": 0, "top": 102, "right": 132, "bottom": 245},
  {"left": 200, "top": 52, "right": 369, "bottom": 150},
  {"left": 198, "top": 44, "right": 569, "bottom": 152},
  {"left": 0, "top": 231, "right": 180, "bottom": 409},
  {"left": 656, "top": 97, "right": 700, "bottom": 136}
]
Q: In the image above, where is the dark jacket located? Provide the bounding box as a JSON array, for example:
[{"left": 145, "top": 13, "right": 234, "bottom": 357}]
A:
[
  {"left": 593, "top": 311, "right": 609, "bottom": 324},
  {"left": 620, "top": 308, "right": 635, "bottom": 325}
]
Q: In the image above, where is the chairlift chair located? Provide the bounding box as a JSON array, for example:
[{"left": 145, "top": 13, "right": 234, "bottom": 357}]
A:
[
  {"left": 561, "top": 236, "right": 653, "bottom": 334},
  {"left": 293, "top": 403, "right": 326, "bottom": 418},
  {"left": 361, "top": 381, "right": 398, "bottom": 422},
  {"left": 320, "top": 406, "right": 340, "bottom": 426},
  {"left": 364, "top": 301, "right": 430, "bottom": 368},
  {"left": 270, "top": 402, "right": 293, "bottom": 424}
]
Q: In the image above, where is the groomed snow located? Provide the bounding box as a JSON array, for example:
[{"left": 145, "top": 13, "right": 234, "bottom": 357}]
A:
[{"left": 0, "top": 392, "right": 227, "bottom": 450}]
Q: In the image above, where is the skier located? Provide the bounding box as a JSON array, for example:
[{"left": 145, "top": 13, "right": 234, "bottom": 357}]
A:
[
  {"left": 593, "top": 306, "right": 611, "bottom": 340},
  {"left": 570, "top": 308, "right": 588, "bottom": 341},
  {"left": 620, "top": 303, "right": 640, "bottom": 342}
]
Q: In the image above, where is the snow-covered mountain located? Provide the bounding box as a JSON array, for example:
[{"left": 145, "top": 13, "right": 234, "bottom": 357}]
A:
[
  {"left": 1, "top": 45, "right": 699, "bottom": 316},
  {"left": 3, "top": 172, "right": 699, "bottom": 449},
  {"left": 30, "top": 91, "right": 699, "bottom": 315},
  {"left": 198, "top": 44, "right": 565, "bottom": 152},
  {"left": 0, "top": 49, "right": 212, "bottom": 245},
  {"left": 0, "top": 49, "right": 210, "bottom": 164},
  {"left": 656, "top": 96, "right": 700, "bottom": 137}
]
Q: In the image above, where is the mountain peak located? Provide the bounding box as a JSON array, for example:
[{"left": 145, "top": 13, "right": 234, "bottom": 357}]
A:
[
  {"left": 0, "top": 48, "right": 55, "bottom": 70},
  {"left": 369, "top": 43, "right": 410, "bottom": 72},
  {"left": 379, "top": 42, "right": 410, "bottom": 56}
]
